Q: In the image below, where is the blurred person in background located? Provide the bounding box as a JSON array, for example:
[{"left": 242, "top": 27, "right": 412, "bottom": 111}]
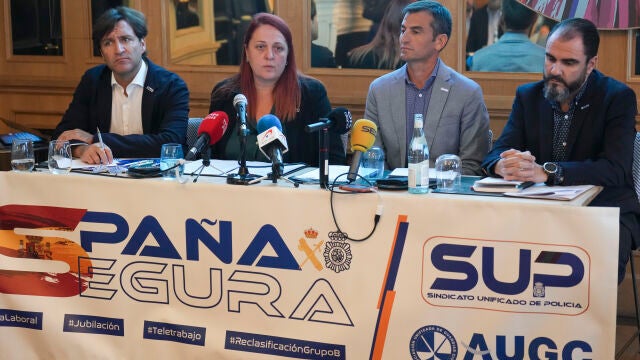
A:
[
  {"left": 466, "top": 0, "right": 502, "bottom": 55},
  {"left": 345, "top": 0, "right": 415, "bottom": 69},
  {"left": 311, "top": 0, "right": 337, "bottom": 68},
  {"left": 469, "top": 0, "right": 544, "bottom": 72}
]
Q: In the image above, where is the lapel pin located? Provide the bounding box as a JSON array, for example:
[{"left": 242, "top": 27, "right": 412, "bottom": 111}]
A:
[
  {"left": 580, "top": 104, "right": 590, "bottom": 110},
  {"left": 145, "top": 86, "right": 154, "bottom": 93},
  {"left": 440, "top": 87, "right": 449, "bottom": 92}
]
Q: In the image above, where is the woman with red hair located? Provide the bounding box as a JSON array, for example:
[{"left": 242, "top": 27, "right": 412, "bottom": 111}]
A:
[{"left": 209, "top": 13, "right": 346, "bottom": 167}]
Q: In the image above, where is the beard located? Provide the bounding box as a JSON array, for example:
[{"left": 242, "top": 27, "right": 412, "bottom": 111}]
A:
[{"left": 543, "top": 70, "right": 587, "bottom": 105}]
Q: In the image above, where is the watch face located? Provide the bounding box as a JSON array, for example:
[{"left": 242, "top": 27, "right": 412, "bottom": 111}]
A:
[{"left": 544, "top": 162, "right": 558, "bottom": 173}]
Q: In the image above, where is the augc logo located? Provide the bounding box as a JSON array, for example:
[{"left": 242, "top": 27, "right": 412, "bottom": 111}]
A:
[{"left": 409, "top": 325, "right": 457, "bottom": 360}]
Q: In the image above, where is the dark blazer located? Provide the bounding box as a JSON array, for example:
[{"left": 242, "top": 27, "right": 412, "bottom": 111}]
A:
[
  {"left": 209, "top": 76, "right": 346, "bottom": 166},
  {"left": 466, "top": 5, "right": 503, "bottom": 54},
  {"left": 53, "top": 57, "right": 190, "bottom": 158},
  {"left": 482, "top": 70, "right": 640, "bottom": 216},
  {"left": 311, "top": 43, "right": 337, "bottom": 68}
]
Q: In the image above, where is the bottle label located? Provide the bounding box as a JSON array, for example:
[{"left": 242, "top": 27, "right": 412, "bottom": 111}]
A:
[
  {"left": 408, "top": 160, "right": 429, "bottom": 188},
  {"left": 419, "top": 160, "right": 429, "bottom": 185},
  {"left": 408, "top": 165, "right": 418, "bottom": 188}
]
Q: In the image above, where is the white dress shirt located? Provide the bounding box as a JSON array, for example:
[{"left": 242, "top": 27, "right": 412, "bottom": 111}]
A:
[{"left": 110, "top": 60, "right": 147, "bottom": 135}]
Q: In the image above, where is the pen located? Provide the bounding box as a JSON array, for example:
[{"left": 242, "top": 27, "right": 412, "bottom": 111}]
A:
[
  {"left": 516, "top": 181, "right": 536, "bottom": 190},
  {"left": 124, "top": 159, "right": 154, "bottom": 168},
  {"left": 96, "top": 127, "right": 106, "bottom": 164}
]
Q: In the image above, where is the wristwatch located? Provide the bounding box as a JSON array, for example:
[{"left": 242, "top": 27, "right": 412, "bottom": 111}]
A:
[{"left": 543, "top": 162, "right": 562, "bottom": 185}]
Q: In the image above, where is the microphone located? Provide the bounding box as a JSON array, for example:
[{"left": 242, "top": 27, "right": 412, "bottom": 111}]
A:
[
  {"left": 347, "top": 119, "right": 377, "bottom": 182},
  {"left": 233, "top": 94, "right": 248, "bottom": 127},
  {"left": 185, "top": 111, "right": 229, "bottom": 161},
  {"left": 257, "top": 114, "right": 288, "bottom": 179},
  {"left": 306, "top": 107, "right": 353, "bottom": 134}
]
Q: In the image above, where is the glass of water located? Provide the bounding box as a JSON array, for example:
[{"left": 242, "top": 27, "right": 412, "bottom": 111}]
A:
[
  {"left": 11, "top": 139, "right": 35, "bottom": 172},
  {"left": 435, "top": 154, "right": 461, "bottom": 192},
  {"left": 361, "top": 146, "right": 385, "bottom": 180},
  {"left": 48, "top": 140, "right": 72, "bottom": 174},
  {"left": 160, "top": 143, "right": 184, "bottom": 180}
]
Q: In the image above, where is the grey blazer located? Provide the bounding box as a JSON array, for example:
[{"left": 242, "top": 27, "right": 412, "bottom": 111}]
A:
[{"left": 364, "top": 61, "right": 490, "bottom": 175}]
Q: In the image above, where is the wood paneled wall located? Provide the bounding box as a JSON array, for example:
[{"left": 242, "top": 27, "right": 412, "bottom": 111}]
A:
[{"left": 0, "top": 0, "right": 638, "bottom": 138}]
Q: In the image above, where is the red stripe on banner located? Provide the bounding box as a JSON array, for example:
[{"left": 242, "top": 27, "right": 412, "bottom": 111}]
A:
[
  {"left": 377, "top": 215, "right": 407, "bottom": 309},
  {"left": 371, "top": 290, "right": 395, "bottom": 360}
]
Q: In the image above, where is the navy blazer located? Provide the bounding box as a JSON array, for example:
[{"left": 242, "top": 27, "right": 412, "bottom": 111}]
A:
[
  {"left": 53, "top": 57, "right": 190, "bottom": 158},
  {"left": 482, "top": 70, "right": 640, "bottom": 215}
]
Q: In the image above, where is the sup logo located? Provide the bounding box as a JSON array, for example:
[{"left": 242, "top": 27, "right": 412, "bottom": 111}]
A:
[{"left": 409, "top": 325, "right": 457, "bottom": 360}]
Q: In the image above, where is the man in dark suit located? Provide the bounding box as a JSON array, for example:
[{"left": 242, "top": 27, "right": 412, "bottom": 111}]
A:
[
  {"left": 466, "top": 0, "right": 502, "bottom": 54},
  {"left": 481, "top": 18, "right": 640, "bottom": 284},
  {"left": 310, "top": 0, "right": 336, "bottom": 68},
  {"left": 53, "top": 6, "right": 189, "bottom": 164}
]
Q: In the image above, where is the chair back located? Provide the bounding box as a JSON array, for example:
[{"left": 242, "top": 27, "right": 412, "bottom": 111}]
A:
[
  {"left": 633, "top": 132, "right": 640, "bottom": 202},
  {"left": 186, "top": 117, "right": 203, "bottom": 148}
]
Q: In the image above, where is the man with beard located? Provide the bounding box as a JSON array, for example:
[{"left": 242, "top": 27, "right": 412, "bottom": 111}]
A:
[{"left": 481, "top": 18, "right": 640, "bottom": 284}]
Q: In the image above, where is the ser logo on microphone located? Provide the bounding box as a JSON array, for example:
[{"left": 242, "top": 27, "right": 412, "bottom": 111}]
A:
[{"left": 361, "top": 125, "right": 377, "bottom": 136}]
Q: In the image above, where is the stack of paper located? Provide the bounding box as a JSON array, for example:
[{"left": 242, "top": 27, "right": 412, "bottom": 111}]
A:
[
  {"left": 292, "top": 165, "right": 375, "bottom": 183},
  {"left": 504, "top": 185, "right": 595, "bottom": 201},
  {"left": 471, "top": 177, "right": 524, "bottom": 193}
]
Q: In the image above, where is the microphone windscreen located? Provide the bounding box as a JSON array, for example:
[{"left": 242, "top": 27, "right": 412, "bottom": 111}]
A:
[
  {"left": 233, "top": 94, "right": 247, "bottom": 107},
  {"left": 257, "top": 114, "right": 282, "bottom": 133},
  {"left": 325, "top": 107, "right": 352, "bottom": 134},
  {"left": 199, "top": 111, "right": 229, "bottom": 144},
  {"left": 350, "top": 119, "right": 377, "bottom": 153}
]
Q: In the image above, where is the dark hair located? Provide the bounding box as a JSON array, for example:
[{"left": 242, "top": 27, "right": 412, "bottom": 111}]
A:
[
  {"left": 548, "top": 17, "right": 599, "bottom": 61},
  {"left": 502, "top": 0, "right": 537, "bottom": 32},
  {"left": 311, "top": 0, "right": 317, "bottom": 19},
  {"left": 93, "top": 6, "right": 148, "bottom": 51},
  {"left": 348, "top": 0, "right": 414, "bottom": 69},
  {"left": 239, "top": 13, "right": 300, "bottom": 122},
  {"left": 402, "top": 0, "right": 452, "bottom": 41}
]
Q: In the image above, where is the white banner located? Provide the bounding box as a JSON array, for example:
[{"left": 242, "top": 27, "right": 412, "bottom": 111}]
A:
[{"left": 0, "top": 172, "right": 619, "bottom": 359}]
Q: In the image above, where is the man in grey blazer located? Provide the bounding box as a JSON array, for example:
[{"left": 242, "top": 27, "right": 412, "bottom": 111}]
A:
[{"left": 365, "top": 1, "right": 490, "bottom": 175}]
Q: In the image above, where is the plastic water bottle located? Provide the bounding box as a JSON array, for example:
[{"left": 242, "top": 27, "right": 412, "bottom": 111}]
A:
[{"left": 408, "top": 113, "right": 430, "bottom": 194}]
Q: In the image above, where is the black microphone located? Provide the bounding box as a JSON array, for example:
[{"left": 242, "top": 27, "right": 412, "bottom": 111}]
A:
[
  {"left": 233, "top": 94, "right": 248, "bottom": 127},
  {"left": 185, "top": 111, "right": 229, "bottom": 161},
  {"left": 306, "top": 107, "right": 353, "bottom": 134}
]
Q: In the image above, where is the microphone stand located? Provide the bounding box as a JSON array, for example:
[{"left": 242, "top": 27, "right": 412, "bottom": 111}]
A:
[
  {"left": 305, "top": 119, "right": 330, "bottom": 189},
  {"left": 227, "top": 114, "right": 261, "bottom": 185},
  {"left": 248, "top": 171, "right": 300, "bottom": 188},
  {"left": 319, "top": 128, "right": 329, "bottom": 189},
  {"left": 191, "top": 147, "right": 224, "bottom": 183}
]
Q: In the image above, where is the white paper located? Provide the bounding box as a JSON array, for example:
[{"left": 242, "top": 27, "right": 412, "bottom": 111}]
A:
[{"left": 293, "top": 165, "right": 375, "bottom": 182}]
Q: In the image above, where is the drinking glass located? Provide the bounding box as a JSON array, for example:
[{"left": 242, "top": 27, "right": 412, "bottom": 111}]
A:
[
  {"left": 48, "top": 140, "right": 72, "bottom": 174},
  {"left": 361, "top": 146, "right": 385, "bottom": 179},
  {"left": 435, "top": 154, "right": 461, "bottom": 192},
  {"left": 160, "top": 143, "right": 184, "bottom": 180},
  {"left": 11, "top": 139, "right": 35, "bottom": 172}
]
